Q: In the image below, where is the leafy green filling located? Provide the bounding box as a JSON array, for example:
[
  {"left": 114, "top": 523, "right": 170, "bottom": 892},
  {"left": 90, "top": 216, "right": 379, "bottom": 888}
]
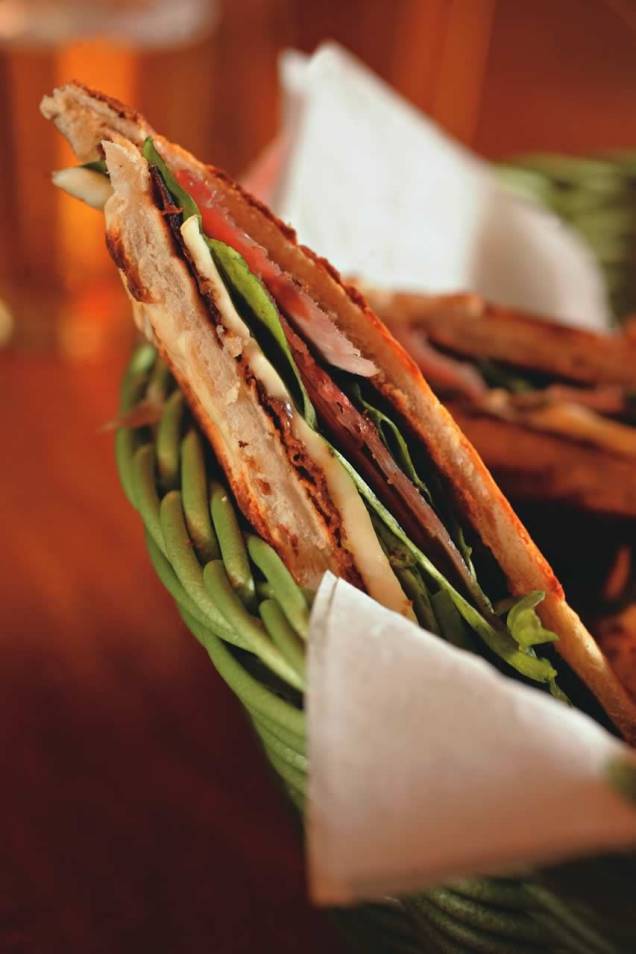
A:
[
  {"left": 335, "top": 450, "right": 561, "bottom": 689},
  {"left": 349, "top": 382, "right": 478, "bottom": 580},
  {"left": 142, "top": 137, "right": 200, "bottom": 222},
  {"left": 350, "top": 382, "right": 433, "bottom": 503},
  {"left": 81, "top": 159, "right": 108, "bottom": 174},
  {"left": 142, "top": 137, "right": 565, "bottom": 696},
  {"left": 506, "top": 590, "right": 559, "bottom": 650},
  {"left": 476, "top": 358, "right": 536, "bottom": 393},
  {"left": 206, "top": 240, "right": 316, "bottom": 427}
]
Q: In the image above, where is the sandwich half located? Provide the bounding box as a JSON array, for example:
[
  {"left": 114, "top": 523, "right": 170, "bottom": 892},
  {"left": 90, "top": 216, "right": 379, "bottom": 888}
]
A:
[
  {"left": 367, "top": 289, "right": 636, "bottom": 520},
  {"left": 41, "top": 82, "right": 636, "bottom": 742}
]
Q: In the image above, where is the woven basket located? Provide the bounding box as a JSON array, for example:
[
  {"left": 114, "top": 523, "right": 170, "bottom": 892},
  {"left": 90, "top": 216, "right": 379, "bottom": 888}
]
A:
[
  {"left": 116, "top": 343, "right": 636, "bottom": 953},
  {"left": 497, "top": 153, "right": 636, "bottom": 325}
]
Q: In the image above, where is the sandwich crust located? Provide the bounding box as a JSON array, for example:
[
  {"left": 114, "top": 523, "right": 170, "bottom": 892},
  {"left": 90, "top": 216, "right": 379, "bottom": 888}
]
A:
[
  {"left": 366, "top": 288, "right": 636, "bottom": 389},
  {"left": 41, "top": 82, "right": 636, "bottom": 742}
]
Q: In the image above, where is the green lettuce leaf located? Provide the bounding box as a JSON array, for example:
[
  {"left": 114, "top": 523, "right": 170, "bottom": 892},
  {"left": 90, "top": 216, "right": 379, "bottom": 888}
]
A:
[
  {"left": 548, "top": 678, "right": 571, "bottom": 704},
  {"left": 372, "top": 519, "right": 439, "bottom": 634},
  {"left": 430, "top": 588, "right": 475, "bottom": 652},
  {"left": 453, "top": 523, "right": 477, "bottom": 581},
  {"left": 142, "top": 136, "right": 200, "bottom": 222},
  {"left": 351, "top": 384, "right": 432, "bottom": 503},
  {"left": 506, "top": 590, "right": 559, "bottom": 649},
  {"left": 207, "top": 239, "right": 316, "bottom": 427},
  {"left": 81, "top": 159, "right": 108, "bottom": 174},
  {"left": 350, "top": 383, "right": 479, "bottom": 581}
]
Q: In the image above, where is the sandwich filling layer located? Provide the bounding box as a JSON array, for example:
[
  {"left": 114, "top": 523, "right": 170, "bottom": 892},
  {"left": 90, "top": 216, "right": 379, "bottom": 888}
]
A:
[{"left": 54, "top": 140, "right": 580, "bottom": 703}]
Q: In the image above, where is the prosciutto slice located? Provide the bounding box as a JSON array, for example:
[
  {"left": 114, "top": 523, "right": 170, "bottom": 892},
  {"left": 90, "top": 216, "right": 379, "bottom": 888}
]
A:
[
  {"left": 176, "top": 170, "right": 377, "bottom": 377},
  {"left": 391, "top": 322, "right": 487, "bottom": 400}
]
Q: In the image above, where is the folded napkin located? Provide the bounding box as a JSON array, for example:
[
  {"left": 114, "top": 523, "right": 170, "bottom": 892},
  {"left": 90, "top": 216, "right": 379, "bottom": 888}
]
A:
[
  {"left": 307, "top": 574, "right": 636, "bottom": 906},
  {"left": 243, "top": 43, "right": 609, "bottom": 330}
]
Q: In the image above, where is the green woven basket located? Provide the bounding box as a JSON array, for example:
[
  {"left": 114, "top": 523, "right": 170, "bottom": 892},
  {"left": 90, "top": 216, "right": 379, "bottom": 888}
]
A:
[
  {"left": 116, "top": 342, "right": 636, "bottom": 954},
  {"left": 497, "top": 153, "right": 636, "bottom": 325}
]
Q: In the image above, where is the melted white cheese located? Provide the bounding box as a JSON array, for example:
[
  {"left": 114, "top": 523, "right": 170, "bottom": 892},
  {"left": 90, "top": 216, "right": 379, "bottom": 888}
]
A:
[
  {"left": 181, "top": 216, "right": 291, "bottom": 403},
  {"left": 182, "top": 216, "right": 249, "bottom": 339},
  {"left": 294, "top": 416, "right": 413, "bottom": 616},
  {"left": 181, "top": 215, "right": 409, "bottom": 612},
  {"left": 52, "top": 167, "right": 113, "bottom": 210}
]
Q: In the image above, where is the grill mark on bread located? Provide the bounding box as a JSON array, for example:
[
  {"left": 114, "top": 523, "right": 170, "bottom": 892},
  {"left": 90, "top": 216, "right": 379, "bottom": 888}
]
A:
[
  {"left": 149, "top": 167, "right": 228, "bottom": 342},
  {"left": 250, "top": 375, "right": 363, "bottom": 587},
  {"left": 105, "top": 229, "right": 154, "bottom": 303},
  {"left": 73, "top": 80, "right": 146, "bottom": 128}
]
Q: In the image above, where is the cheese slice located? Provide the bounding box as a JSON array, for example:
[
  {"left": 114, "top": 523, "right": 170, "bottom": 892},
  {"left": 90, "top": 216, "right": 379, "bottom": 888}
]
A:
[
  {"left": 180, "top": 215, "right": 410, "bottom": 614},
  {"left": 294, "top": 416, "right": 413, "bottom": 616}
]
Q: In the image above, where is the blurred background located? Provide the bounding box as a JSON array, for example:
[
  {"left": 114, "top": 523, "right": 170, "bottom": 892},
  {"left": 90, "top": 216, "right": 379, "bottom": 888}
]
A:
[
  {"left": 2, "top": 0, "right": 636, "bottom": 355},
  {"left": 1, "top": 3, "right": 635, "bottom": 952}
]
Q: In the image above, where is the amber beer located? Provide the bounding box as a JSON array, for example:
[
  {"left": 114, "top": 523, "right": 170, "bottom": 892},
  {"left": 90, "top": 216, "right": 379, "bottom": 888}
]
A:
[{"left": 0, "top": 1, "right": 217, "bottom": 355}]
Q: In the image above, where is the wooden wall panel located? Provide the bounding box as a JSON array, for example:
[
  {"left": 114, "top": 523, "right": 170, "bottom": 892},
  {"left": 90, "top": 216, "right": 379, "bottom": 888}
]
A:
[{"left": 475, "top": 0, "right": 636, "bottom": 157}]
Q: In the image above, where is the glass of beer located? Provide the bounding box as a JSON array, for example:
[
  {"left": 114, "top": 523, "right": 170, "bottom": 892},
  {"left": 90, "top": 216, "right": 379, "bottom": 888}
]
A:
[{"left": 0, "top": 0, "right": 219, "bottom": 356}]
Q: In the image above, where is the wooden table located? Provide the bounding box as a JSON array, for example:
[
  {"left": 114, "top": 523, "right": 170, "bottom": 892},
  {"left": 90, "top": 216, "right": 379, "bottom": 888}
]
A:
[{"left": 0, "top": 347, "right": 342, "bottom": 953}]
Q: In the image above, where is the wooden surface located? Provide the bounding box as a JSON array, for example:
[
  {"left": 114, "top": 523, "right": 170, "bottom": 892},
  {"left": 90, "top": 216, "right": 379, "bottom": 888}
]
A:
[{"left": 0, "top": 349, "right": 343, "bottom": 953}]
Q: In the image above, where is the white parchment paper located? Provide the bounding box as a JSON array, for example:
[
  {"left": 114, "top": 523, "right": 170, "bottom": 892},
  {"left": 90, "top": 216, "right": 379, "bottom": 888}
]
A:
[
  {"left": 244, "top": 43, "right": 609, "bottom": 330},
  {"left": 307, "top": 574, "right": 636, "bottom": 906}
]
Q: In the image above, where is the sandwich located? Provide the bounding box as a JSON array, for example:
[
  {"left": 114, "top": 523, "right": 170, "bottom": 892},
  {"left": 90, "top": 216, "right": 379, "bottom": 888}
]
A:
[
  {"left": 41, "top": 83, "right": 636, "bottom": 743},
  {"left": 365, "top": 289, "right": 636, "bottom": 520}
]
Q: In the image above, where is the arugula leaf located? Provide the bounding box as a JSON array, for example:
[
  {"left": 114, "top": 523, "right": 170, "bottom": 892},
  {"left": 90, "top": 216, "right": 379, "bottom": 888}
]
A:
[
  {"left": 431, "top": 588, "right": 475, "bottom": 651},
  {"left": 506, "top": 590, "right": 559, "bottom": 649},
  {"left": 207, "top": 239, "right": 316, "bottom": 427},
  {"left": 454, "top": 522, "right": 477, "bottom": 581},
  {"left": 350, "top": 383, "right": 480, "bottom": 582},
  {"left": 351, "top": 384, "right": 432, "bottom": 503},
  {"left": 333, "top": 447, "right": 559, "bottom": 686},
  {"left": 142, "top": 136, "right": 200, "bottom": 223},
  {"left": 373, "top": 519, "right": 439, "bottom": 634}
]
